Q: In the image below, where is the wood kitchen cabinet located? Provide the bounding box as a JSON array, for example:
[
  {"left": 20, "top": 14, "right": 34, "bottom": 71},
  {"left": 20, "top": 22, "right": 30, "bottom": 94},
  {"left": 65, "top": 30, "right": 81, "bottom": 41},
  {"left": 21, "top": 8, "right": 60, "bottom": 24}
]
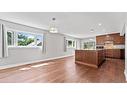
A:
[
  {"left": 105, "top": 49, "right": 125, "bottom": 59},
  {"left": 75, "top": 50, "right": 105, "bottom": 68},
  {"left": 111, "top": 33, "right": 125, "bottom": 44},
  {"left": 121, "top": 49, "right": 125, "bottom": 59},
  {"left": 96, "top": 33, "right": 125, "bottom": 45},
  {"left": 96, "top": 35, "right": 106, "bottom": 45}
]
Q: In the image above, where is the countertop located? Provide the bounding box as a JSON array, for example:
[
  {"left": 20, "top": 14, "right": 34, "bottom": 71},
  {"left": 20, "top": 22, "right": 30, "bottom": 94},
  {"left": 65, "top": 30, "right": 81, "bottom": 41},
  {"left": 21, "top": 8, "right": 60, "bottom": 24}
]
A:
[{"left": 76, "top": 49, "right": 104, "bottom": 51}]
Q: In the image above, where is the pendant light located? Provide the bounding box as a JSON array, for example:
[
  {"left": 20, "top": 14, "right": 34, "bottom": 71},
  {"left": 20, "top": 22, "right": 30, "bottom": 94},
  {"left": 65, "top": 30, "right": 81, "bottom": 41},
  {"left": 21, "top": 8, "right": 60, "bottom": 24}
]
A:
[{"left": 49, "top": 17, "right": 58, "bottom": 33}]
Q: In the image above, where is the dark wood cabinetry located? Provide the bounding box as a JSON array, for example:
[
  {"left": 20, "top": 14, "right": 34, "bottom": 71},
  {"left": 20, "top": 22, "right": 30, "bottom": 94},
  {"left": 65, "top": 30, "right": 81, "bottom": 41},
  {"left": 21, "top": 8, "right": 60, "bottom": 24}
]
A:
[
  {"left": 121, "top": 49, "right": 125, "bottom": 59},
  {"left": 105, "top": 49, "right": 125, "bottom": 59},
  {"left": 111, "top": 33, "right": 125, "bottom": 44},
  {"left": 96, "top": 33, "right": 125, "bottom": 59},
  {"left": 96, "top": 35, "right": 106, "bottom": 45},
  {"left": 75, "top": 50, "right": 105, "bottom": 68},
  {"left": 96, "top": 33, "right": 125, "bottom": 45}
]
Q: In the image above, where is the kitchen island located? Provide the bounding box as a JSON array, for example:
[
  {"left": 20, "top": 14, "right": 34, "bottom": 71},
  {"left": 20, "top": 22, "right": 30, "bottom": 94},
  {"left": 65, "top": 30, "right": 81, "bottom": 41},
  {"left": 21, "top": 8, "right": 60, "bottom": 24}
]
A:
[{"left": 75, "top": 49, "right": 105, "bottom": 68}]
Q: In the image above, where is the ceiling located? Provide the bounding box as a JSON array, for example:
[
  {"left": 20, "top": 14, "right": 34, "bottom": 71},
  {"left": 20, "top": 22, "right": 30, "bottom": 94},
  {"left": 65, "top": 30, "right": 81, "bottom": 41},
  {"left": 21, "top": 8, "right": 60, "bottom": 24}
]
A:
[{"left": 0, "top": 12, "right": 127, "bottom": 38}]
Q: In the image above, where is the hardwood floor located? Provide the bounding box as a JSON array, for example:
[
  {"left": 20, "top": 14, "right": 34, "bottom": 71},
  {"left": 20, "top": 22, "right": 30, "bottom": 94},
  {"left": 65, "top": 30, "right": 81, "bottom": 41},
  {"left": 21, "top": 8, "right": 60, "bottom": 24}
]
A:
[{"left": 0, "top": 56, "right": 125, "bottom": 83}]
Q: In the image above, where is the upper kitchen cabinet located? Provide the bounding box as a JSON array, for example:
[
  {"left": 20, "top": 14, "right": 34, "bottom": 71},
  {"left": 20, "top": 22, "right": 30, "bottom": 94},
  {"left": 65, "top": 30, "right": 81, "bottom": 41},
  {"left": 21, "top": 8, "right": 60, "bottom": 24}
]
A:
[
  {"left": 96, "top": 35, "right": 106, "bottom": 45},
  {"left": 111, "top": 33, "right": 125, "bottom": 44},
  {"left": 96, "top": 33, "right": 125, "bottom": 45}
]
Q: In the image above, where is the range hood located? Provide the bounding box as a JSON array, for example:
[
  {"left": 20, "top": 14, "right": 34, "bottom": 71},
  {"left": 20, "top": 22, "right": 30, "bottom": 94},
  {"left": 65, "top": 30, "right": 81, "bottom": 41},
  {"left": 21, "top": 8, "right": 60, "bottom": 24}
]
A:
[{"left": 104, "top": 35, "right": 114, "bottom": 49}]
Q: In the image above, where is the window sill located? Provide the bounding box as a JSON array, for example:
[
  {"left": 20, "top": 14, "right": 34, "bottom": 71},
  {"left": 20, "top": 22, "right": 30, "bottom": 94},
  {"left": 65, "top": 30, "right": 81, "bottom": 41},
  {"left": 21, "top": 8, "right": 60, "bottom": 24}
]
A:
[
  {"left": 8, "top": 46, "right": 42, "bottom": 49},
  {"left": 67, "top": 47, "right": 76, "bottom": 49}
]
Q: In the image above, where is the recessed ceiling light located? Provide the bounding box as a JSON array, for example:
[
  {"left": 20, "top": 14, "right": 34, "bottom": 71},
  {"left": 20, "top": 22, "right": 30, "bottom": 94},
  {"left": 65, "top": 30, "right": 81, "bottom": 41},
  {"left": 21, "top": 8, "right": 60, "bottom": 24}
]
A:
[
  {"left": 98, "top": 23, "right": 102, "bottom": 26},
  {"left": 90, "top": 29, "right": 94, "bottom": 32}
]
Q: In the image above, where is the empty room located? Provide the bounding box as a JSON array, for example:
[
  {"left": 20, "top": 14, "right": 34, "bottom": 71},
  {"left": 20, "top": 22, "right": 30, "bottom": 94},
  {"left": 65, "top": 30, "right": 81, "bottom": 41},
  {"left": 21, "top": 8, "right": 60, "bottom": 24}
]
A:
[{"left": 0, "top": 12, "right": 126, "bottom": 83}]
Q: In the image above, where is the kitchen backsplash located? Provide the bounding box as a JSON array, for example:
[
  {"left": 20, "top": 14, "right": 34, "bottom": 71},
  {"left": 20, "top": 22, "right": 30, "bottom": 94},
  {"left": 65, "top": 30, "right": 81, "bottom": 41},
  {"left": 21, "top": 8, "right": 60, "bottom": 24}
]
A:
[
  {"left": 113, "top": 45, "right": 125, "bottom": 49},
  {"left": 96, "top": 44, "right": 125, "bottom": 49}
]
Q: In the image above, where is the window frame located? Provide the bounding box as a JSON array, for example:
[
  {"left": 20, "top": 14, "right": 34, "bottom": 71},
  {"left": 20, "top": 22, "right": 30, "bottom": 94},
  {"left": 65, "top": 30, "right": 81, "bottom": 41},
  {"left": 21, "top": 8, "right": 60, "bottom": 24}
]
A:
[
  {"left": 83, "top": 41, "right": 95, "bottom": 50},
  {"left": 66, "top": 39, "right": 77, "bottom": 48},
  {"left": 7, "top": 30, "right": 15, "bottom": 46},
  {"left": 7, "top": 29, "right": 43, "bottom": 48}
]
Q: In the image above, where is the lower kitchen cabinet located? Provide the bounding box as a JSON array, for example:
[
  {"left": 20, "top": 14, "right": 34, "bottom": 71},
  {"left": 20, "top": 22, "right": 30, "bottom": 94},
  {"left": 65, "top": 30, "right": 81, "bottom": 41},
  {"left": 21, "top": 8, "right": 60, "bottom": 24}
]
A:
[{"left": 105, "top": 49, "right": 125, "bottom": 59}]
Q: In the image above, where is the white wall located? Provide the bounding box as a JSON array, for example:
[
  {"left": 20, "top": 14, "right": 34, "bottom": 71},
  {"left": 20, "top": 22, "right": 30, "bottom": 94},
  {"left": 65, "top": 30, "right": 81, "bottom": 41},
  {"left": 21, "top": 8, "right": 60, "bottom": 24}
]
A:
[{"left": 0, "top": 20, "right": 80, "bottom": 68}]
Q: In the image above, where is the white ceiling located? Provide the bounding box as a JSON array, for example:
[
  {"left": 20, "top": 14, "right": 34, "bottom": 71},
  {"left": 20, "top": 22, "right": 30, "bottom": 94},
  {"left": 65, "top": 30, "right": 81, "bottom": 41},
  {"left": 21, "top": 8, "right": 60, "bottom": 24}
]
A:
[{"left": 0, "top": 12, "right": 127, "bottom": 38}]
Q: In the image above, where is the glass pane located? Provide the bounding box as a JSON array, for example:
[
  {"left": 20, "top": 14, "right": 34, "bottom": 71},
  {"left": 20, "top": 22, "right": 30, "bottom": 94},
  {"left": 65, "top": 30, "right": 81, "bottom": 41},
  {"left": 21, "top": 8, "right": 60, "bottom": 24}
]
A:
[
  {"left": 18, "top": 32, "right": 35, "bottom": 46},
  {"left": 84, "top": 42, "right": 95, "bottom": 49},
  {"left": 68, "top": 40, "right": 72, "bottom": 47},
  {"left": 36, "top": 35, "right": 43, "bottom": 46},
  {"left": 7, "top": 31, "right": 14, "bottom": 46},
  {"left": 73, "top": 41, "right": 75, "bottom": 47}
]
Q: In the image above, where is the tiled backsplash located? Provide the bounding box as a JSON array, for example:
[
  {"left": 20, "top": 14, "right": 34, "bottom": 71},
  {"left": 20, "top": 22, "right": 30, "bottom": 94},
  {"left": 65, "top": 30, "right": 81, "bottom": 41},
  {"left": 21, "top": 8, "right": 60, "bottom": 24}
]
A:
[
  {"left": 113, "top": 45, "right": 125, "bottom": 49},
  {"left": 96, "top": 44, "right": 125, "bottom": 49}
]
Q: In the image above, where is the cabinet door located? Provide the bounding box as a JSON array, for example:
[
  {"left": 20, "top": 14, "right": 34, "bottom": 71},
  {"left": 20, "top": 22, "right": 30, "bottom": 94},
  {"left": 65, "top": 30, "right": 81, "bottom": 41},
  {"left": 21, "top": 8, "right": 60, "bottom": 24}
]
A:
[
  {"left": 105, "top": 49, "right": 121, "bottom": 59},
  {"left": 96, "top": 35, "right": 105, "bottom": 45},
  {"left": 111, "top": 33, "right": 125, "bottom": 44},
  {"left": 121, "top": 49, "right": 125, "bottom": 59},
  {"left": 105, "top": 49, "right": 113, "bottom": 58},
  {"left": 113, "top": 49, "right": 121, "bottom": 59},
  {"left": 75, "top": 50, "right": 83, "bottom": 61},
  {"left": 96, "top": 33, "right": 125, "bottom": 45}
]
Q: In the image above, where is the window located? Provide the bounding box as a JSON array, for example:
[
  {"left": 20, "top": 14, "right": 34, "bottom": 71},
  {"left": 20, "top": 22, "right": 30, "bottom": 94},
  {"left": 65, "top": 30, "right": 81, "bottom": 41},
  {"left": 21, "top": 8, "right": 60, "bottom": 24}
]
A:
[
  {"left": 67, "top": 40, "right": 73, "bottom": 47},
  {"left": 17, "top": 32, "right": 35, "bottom": 46},
  {"left": 7, "top": 30, "right": 43, "bottom": 47},
  {"left": 7, "top": 31, "right": 14, "bottom": 46},
  {"left": 36, "top": 35, "right": 43, "bottom": 46},
  {"left": 73, "top": 40, "right": 75, "bottom": 47},
  {"left": 67, "top": 39, "right": 76, "bottom": 48},
  {"left": 83, "top": 42, "right": 95, "bottom": 49}
]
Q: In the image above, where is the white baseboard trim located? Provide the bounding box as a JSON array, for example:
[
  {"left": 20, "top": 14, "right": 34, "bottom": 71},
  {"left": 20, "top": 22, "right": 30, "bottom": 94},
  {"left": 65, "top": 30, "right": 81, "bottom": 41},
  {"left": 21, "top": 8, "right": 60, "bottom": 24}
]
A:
[{"left": 0, "top": 54, "right": 74, "bottom": 70}]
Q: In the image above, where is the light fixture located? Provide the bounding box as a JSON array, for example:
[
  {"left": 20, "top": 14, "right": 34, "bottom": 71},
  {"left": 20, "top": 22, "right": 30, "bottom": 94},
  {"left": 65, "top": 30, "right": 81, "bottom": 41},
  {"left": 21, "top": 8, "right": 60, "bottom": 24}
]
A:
[
  {"left": 90, "top": 29, "right": 94, "bottom": 32},
  {"left": 49, "top": 17, "right": 58, "bottom": 33},
  {"left": 98, "top": 23, "right": 102, "bottom": 26}
]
